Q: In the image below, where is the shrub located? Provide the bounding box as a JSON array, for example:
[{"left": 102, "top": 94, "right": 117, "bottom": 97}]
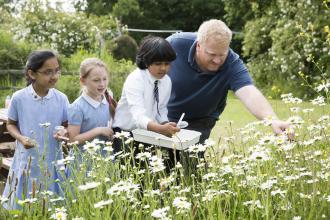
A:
[
  {"left": 0, "top": 30, "right": 34, "bottom": 69},
  {"left": 108, "top": 34, "right": 138, "bottom": 62},
  {"left": 0, "top": 30, "right": 35, "bottom": 105},
  {"left": 56, "top": 75, "right": 80, "bottom": 103},
  {"left": 242, "top": 0, "right": 330, "bottom": 99},
  {"left": 60, "top": 49, "right": 135, "bottom": 102},
  {"left": 11, "top": 0, "right": 124, "bottom": 56}
]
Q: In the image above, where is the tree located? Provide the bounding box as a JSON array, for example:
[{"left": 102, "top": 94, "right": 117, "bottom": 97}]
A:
[
  {"left": 242, "top": 0, "right": 330, "bottom": 98},
  {"left": 11, "top": 0, "right": 122, "bottom": 56},
  {"left": 74, "top": 0, "right": 117, "bottom": 15},
  {"left": 222, "top": 0, "right": 274, "bottom": 31},
  {"left": 79, "top": 0, "right": 226, "bottom": 41},
  {"left": 112, "top": 0, "right": 142, "bottom": 26}
]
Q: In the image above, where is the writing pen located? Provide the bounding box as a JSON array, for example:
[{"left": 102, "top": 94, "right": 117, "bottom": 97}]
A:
[{"left": 177, "top": 113, "right": 185, "bottom": 128}]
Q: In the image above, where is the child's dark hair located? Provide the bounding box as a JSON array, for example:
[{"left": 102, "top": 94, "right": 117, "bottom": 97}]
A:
[
  {"left": 24, "top": 49, "right": 59, "bottom": 85},
  {"left": 136, "top": 36, "right": 176, "bottom": 69}
]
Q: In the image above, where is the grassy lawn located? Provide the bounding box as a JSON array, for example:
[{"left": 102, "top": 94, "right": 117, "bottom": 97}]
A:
[{"left": 211, "top": 95, "right": 329, "bottom": 142}]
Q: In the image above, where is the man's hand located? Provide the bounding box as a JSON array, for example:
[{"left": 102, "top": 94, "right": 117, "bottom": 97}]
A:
[
  {"left": 235, "top": 86, "right": 294, "bottom": 140},
  {"left": 271, "top": 119, "right": 294, "bottom": 140}
]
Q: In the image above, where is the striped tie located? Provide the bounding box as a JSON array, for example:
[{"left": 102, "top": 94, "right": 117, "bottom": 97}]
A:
[{"left": 154, "top": 80, "right": 160, "bottom": 115}]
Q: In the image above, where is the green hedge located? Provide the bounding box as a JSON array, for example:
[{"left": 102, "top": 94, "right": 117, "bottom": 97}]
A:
[
  {"left": 59, "top": 50, "right": 135, "bottom": 102},
  {"left": 0, "top": 30, "right": 34, "bottom": 69},
  {"left": 0, "top": 48, "right": 134, "bottom": 105}
]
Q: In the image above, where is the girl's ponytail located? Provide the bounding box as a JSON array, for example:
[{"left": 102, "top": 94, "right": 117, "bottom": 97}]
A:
[{"left": 104, "top": 90, "right": 117, "bottom": 119}]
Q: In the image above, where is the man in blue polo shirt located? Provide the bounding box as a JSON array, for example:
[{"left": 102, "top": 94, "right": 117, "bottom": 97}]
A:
[{"left": 167, "top": 19, "right": 292, "bottom": 143}]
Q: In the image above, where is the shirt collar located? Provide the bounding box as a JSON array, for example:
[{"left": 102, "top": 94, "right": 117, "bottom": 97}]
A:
[
  {"left": 188, "top": 40, "right": 203, "bottom": 73},
  {"left": 28, "top": 84, "right": 54, "bottom": 101},
  {"left": 82, "top": 92, "right": 107, "bottom": 108}
]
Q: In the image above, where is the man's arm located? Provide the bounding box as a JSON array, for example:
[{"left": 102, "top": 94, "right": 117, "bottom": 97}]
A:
[{"left": 235, "top": 85, "right": 292, "bottom": 136}]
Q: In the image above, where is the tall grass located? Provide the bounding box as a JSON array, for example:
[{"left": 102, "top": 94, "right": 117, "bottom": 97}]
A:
[{"left": 0, "top": 94, "right": 329, "bottom": 219}]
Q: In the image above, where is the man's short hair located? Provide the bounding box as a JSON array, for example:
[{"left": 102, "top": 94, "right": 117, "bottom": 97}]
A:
[{"left": 197, "top": 19, "right": 232, "bottom": 45}]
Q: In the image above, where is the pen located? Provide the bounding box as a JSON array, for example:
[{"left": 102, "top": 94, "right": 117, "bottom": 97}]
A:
[{"left": 177, "top": 113, "right": 185, "bottom": 128}]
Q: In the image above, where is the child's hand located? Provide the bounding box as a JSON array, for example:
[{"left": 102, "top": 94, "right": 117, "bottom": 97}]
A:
[
  {"left": 99, "top": 127, "right": 114, "bottom": 139},
  {"left": 53, "top": 128, "right": 69, "bottom": 141},
  {"left": 20, "top": 136, "right": 35, "bottom": 149},
  {"left": 159, "top": 122, "right": 180, "bottom": 137}
]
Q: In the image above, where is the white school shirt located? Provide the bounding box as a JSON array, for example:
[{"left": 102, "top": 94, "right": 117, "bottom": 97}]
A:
[{"left": 113, "top": 68, "right": 171, "bottom": 131}]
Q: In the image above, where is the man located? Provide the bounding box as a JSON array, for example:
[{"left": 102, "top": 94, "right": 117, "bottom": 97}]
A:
[{"left": 167, "top": 19, "right": 291, "bottom": 143}]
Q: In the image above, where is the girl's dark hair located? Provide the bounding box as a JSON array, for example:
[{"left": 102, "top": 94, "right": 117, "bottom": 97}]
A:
[
  {"left": 136, "top": 36, "right": 176, "bottom": 69},
  {"left": 24, "top": 49, "right": 59, "bottom": 85}
]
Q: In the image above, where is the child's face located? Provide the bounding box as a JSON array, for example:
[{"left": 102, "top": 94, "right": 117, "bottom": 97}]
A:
[
  {"left": 147, "top": 61, "right": 171, "bottom": 79},
  {"left": 81, "top": 66, "right": 108, "bottom": 100},
  {"left": 30, "top": 57, "right": 60, "bottom": 89}
]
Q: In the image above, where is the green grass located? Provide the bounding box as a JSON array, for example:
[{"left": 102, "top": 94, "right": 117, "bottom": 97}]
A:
[{"left": 211, "top": 95, "right": 329, "bottom": 141}]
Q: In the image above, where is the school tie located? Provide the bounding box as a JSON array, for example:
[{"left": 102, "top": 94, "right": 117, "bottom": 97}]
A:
[{"left": 154, "top": 80, "right": 160, "bottom": 115}]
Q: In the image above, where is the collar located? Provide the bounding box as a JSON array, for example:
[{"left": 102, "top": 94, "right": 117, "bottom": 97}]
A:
[
  {"left": 28, "top": 84, "right": 54, "bottom": 101},
  {"left": 188, "top": 40, "right": 203, "bottom": 73},
  {"left": 82, "top": 92, "right": 107, "bottom": 108}
]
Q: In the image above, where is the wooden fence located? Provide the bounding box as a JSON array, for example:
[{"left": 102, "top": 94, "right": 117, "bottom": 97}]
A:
[
  {"left": 0, "top": 69, "right": 75, "bottom": 91},
  {"left": 0, "top": 69, "right": 24, "bottom": 91}
]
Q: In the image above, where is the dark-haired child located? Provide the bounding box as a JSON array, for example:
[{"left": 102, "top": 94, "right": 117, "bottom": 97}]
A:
[
  {"left": 2, "top": 50, "right": 69, "bottom": 209},
  {"left": 112, "top": 36, "right": 180, "bottom": 171},
  {"left": 113, "top": 36, "right": 180, "bottom": 137}
]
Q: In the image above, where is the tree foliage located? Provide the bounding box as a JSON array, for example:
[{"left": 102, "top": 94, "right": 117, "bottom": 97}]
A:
[
  {"left": 11, "top": 0, "right": 123, "bottom": 56},
  {"left": 0, "top": 0, "right": 328, "bottom": 99},
  {"left": 77, "top": 0, "right": 226, "bottom": 41},
  {"left": 112, "top": 0, "right": 142, "bottom": 25},
  {"left": 242, "top": 0, "right": 330, "bottom": 98},
  {"left": 71, "top": 0, "right": 330, "bottom": 98},
  {"left": 0, "top": 30, "right": 33, "bottom": 69},
  {"left": 74, "top": 0, "right": 116, "bottom": 15}
]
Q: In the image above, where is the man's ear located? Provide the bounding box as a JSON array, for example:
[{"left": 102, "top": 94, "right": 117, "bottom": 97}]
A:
[
  {"left": 196, "top": 41, "right": 202, "bottom": 52},
  {"left": 80, "top": 77, "right": 85, "bottom": 85},
  {"left": 28, "top": 69, "right": 36, "bottom": 80}
]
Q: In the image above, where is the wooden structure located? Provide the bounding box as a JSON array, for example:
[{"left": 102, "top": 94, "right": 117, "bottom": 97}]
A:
[{"left": 0, "top": 108, "right": 14, "bottom": 175}]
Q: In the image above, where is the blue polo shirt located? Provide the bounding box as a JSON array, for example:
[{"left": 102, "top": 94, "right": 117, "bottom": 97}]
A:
[
  {"left": 166, "top": 32, "right": 253, "bottom": 120},
  {"left": 68, "top": 93, "right": 111, "bottom": 142}
]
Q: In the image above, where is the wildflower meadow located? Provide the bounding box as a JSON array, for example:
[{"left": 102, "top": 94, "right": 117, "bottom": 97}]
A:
[
  {"left": 0, "top": 0, "right": 329, "bottom": 219},
  {"left": 0, "top": 84, "right": 329, "bottom": 219}
]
